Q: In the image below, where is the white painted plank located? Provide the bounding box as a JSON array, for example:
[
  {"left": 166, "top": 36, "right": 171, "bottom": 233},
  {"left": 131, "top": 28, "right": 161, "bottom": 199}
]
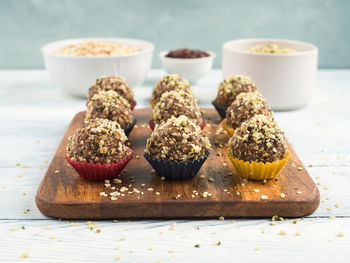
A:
[{"left": 0, "top": 218, "right": 349, "bottom": 263}]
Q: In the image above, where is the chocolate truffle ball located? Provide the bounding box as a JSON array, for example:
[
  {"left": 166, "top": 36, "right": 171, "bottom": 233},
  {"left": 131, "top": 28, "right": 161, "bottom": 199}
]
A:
[
  {"left": 228, "top": 115, "right": 288, "bottom": 163},
  {"left": 66, "top": 118, "right": 130, "bottom": 164},
  {"left": 88, "top": 76, "right": 134, "bottom": 105},
  {"left": 214, "top": 75, "right": 257, "bottom": 107},
  {"left": 145, "top": 115, "right": 211, "bottom": 162},
  {"left": 226, "top": 91, "right": 272, "bottom": 129},
  {"left": 85, "top": 90, "right": 133, "bottom": 128},
  {"left": 151, "top": 74, "right": 192, "bottom": 106},
  {"left": 153, "top": 90, "right": 202, "bottom": 126}
]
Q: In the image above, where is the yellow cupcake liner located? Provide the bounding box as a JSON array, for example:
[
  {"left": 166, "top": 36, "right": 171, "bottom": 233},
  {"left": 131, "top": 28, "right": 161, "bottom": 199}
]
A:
[
  {"left": 227, "top": 150, "right": 291, "bottom": 180},
  {"left": 149, "top": 98, "right": 156, "bottom": 108},
  {"left": 220, "top": 118, "right": 235, "bottom": 137}
]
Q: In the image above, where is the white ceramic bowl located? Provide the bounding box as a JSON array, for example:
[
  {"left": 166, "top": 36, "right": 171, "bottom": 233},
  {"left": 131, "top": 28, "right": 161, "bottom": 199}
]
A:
[
  {"left": 42, "top": 38, "right": 154, "bottom": 97},
  {"left": 222, "top": 39, "right": 318, "bottom": 110},
  {"left": 159, "top": 51, "right": 216, "bottom": 83}
]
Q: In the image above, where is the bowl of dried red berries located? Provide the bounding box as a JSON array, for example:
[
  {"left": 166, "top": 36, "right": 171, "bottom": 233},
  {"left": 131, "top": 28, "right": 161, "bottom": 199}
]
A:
[{"left": 159, "top": 48, "right": 215, "bottom": 83}]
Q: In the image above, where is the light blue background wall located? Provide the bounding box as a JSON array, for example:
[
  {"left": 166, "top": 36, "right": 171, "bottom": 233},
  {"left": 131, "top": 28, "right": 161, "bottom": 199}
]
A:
[{"left": 1, "top": 0, "right": 349, "bottom": 69}]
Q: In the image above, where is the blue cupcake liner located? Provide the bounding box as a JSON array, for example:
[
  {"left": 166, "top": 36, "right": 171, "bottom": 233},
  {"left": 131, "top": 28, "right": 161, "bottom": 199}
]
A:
[
  {"left": 212, "top": 100, "right": 227, "bottom": 119},
  {"left": 124, "top": 117, "right": 136, "bottom": 137},
  {"left": 144, "top": 152, "right": 210, "bottom": 180}
]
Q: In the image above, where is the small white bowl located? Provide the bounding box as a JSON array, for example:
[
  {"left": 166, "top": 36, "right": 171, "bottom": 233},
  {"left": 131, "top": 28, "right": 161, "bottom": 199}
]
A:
[
  {"left": 42, "top": 38, "right": 154, "bottom": 97},
  {"left": 222, "top": 39, "right": 318, "bottom": 110},
  {"left": 159, "top": 50, "right": 216, "bottom": 83}
]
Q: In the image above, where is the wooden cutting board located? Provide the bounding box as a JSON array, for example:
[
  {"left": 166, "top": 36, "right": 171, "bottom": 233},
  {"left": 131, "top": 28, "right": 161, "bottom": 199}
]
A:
[{"left": 35, "top": 108, "right": 320, "bottom": 219}]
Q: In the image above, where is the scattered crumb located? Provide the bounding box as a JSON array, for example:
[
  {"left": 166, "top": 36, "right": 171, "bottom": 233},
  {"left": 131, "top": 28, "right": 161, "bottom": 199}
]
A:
[
  {"left": 279, "top": 230, "right": 286, "bottom": 235},
  {"left": 337, "top": 232, "right": 344, "bottom": 237},
  {"left": 335, "top": 204, "right": 340, "bottom": 208},
  {"left": 194, "top": 244, "right": 200, "bottom": 248},
  {"left": 50, "top": 235, "right": 56, "bottom": 240},
  {"left": 295, "top": 232, "right": 301, "bottom": 236},
  {"left": 219, "top": 216, "right": 225, "bottom": 221},
  {"left": 168, "top": 249, "right": 173, "bottom": 254},
  {"left": 296, "top": 190, "right": 302, "bottom": 195},
  {"left": 280, "top": 193, "right": 286, "bottom": 199},
  {"left": 115, "top": 257, "right": 120, "bottom": 261},
  {"left": 208, "top": 176, "right": 215, "bottom": 182},
  {"left": 255, "top": 247, "right": 260, "bottom": 251},
  {"left": 169, "top": 223, "right": 176, "bottom": 231},
  {"left": 261, "top": 195, "right": 268, "bottom": 200},
  {"left": 21, "top": 252, "right": 29, "bottom": 258}
]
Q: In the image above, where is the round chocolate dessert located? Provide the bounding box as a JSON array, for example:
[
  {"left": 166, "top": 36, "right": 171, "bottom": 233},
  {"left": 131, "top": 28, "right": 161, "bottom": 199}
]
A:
[
  {"left": 145, "top": 115, "right": 211, "bottom": 162},
  {"left": 214, "top": 75, "right": 257, "bottom": 107},
  {"left": 88, "top": 76, "right": 134, "bottom": 105},
  {"left": 151, "top": 74, "right": 192, "bottom": 106},
  {"left": 66, "top": 118, "right": 131, "bottom": 164},
  {"left": 85, "top": 90, "right": 133, "bottom": 129},
  {"left": 153, "top": 90, "right": 202, "bottom": 127},
  {"left": 228, "top": 114, "right": 288, "bottom": 163},
  {"left": 226, "top": 91, "right": 272, "bottom": 129}
]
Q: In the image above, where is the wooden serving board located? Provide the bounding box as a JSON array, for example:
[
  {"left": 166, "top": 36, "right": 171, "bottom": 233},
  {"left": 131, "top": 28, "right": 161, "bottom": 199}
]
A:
[{"left": 36, "top": 108, "right": 320, "bottom": 219}]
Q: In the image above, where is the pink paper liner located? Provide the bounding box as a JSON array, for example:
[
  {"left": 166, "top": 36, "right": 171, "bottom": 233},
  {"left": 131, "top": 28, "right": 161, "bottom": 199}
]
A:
[
  {"left": 65, "top": 148, "right": 133, "bottom": 181},
  {"left": 149, "top": 119, "right": 206, "bottom": 131}
]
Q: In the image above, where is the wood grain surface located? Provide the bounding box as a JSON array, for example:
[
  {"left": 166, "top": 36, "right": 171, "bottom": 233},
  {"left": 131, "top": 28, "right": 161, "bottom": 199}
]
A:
[{"left": 35, "top": 108, "right": 320, "bottom": 219}]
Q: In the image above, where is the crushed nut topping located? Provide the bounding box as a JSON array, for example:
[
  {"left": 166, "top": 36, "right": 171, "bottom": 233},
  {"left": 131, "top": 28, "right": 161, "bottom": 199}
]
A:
[
  {"left": 226, "top": 91, "right": 273, "bottom": 129},
  {"left": 153, "top": 90, "right": 202, "bottom": 126},
  {"left": 66, "top": 118, "right": 130, "bottom": 164},
  {"left": 145, "top": 115, "right": 211, "bottom": 161},
  {"left": 214, "top": 75, "right": 257, "bottom": 107},
  {"left": 249, "top": 44, "right": 297, "bottom": 54},
  {"left": 151, "top": 74, "right": 191, "bottom": 105},
  {"left": 229, "top": 115, "right": 288, "bottom": 163},
  {"left": 85, "top": 90, "right": 133, "bottom": 128},
  {"left": 88, "top": 76, "right": 134, "bottom": 104}
]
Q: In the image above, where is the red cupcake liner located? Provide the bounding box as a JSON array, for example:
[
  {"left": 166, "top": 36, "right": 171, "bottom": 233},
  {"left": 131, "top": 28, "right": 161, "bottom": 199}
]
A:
[
  {"left": 130, "top": 100, "right": 137, "bottom": 110},
  {"left": 65, "top": 148, "right": 133, "bottom": 181},
  {"left": 149, "top": 119, "right": 206, "bottom": 131}
]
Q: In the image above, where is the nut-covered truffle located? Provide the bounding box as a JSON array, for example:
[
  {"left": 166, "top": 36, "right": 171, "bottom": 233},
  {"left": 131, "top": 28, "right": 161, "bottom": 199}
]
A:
[
  {"left": 88, "top": 76, "right": 134, "bottom": 105},
  {"left": 151, "top": 74, "right": 192, "bottom": 106},
  {"left": 66, "top": 118, "right": 131, "bottom": 164},
  {"left": 228, "top": 115, "right": 288, "bottom": 163},
  {"left": 145, "top": 115, "right": 211, "bottom": 162},
  {"left": 85, "top": 90, "right": 133, "bottom": 128},
  {"left": 153, "top": 90, "right": 202, "bottom": 126},
  {"left": 214, "top": 75, "right": 257, "bottom": 107},
  {"left": 226, "top": 91, "right": 272, "bottom": 129}
]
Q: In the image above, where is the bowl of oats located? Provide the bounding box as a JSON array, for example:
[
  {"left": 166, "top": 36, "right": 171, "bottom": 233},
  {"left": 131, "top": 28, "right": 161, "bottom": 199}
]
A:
[
  {"left": 42, "top": 38, "right": 154, "bottom": 97},
  {"left": 222, "top": 39, "right": 318, "bottom": 110}
]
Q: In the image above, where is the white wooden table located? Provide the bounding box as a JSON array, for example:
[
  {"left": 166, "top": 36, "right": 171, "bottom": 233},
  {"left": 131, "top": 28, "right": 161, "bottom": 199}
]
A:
[{"left": 0, "top": 69, "right": 349, "bottom": 263}]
